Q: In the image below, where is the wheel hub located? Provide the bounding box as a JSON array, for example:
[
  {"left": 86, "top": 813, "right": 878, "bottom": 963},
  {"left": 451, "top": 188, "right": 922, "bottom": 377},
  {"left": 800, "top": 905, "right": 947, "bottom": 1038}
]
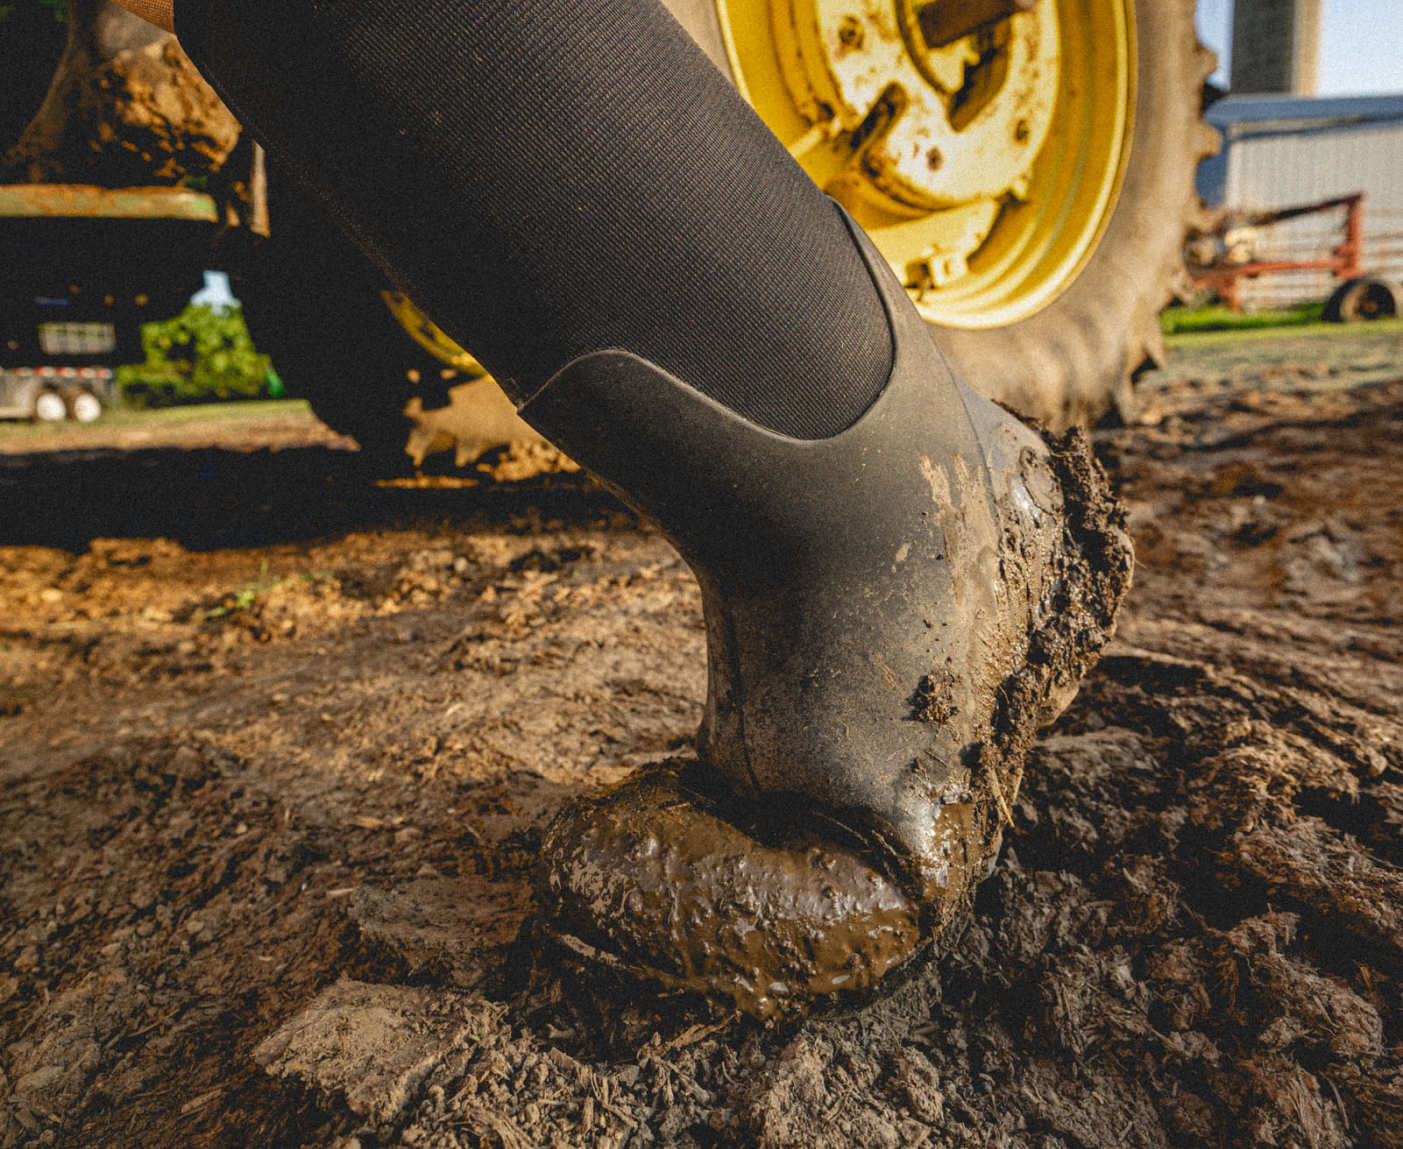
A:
[
  {"left": 718, "top": 0, "right": 1134, "bottom": 326},
  {"left": 773, "top": 0, "right": 1056, "bottom": 216}
]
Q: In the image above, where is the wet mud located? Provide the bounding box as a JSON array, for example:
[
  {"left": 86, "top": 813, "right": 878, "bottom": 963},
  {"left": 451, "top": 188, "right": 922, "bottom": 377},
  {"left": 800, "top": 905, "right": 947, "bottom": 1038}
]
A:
[
  {"left": 3, "top": 373, "right": 1403, "bottom": 1147},
  {"left": 541, "top": 761, "right": 922, "bottom": 1019}
]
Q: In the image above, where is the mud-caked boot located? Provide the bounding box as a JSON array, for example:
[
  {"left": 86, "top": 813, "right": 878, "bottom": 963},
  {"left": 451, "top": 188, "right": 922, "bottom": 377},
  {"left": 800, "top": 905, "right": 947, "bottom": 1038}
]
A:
[{"left": 532, "top": 212, "right": 1133, "bottom": 1017}]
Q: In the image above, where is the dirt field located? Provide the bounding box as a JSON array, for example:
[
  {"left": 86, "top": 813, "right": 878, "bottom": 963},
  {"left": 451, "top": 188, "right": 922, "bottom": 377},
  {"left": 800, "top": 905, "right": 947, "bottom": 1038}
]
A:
[
  {"left": 3, "top": 332, "right": 1403, "bottom": 1148},
  {"left": 0, "top": 400, "right": 356, "bottom": 459}
]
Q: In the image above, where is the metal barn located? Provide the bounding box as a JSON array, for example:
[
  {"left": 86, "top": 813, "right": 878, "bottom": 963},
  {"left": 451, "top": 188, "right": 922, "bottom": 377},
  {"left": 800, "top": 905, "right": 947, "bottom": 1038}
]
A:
[{"left": 1196, "top": 93, "right": 1403, "bottom": 309}]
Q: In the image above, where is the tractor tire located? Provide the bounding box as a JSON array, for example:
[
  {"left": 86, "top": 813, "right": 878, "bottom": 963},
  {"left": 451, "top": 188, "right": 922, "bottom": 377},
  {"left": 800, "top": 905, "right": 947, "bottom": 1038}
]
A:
[
  {"left": 925, "top": 0, "right": 1218, "bottom": 426},
  {"left": 670, "top": 0, "right": 1220, "bottom": 430},
  {"left": 225, "top": 167, "right": 547, "bottom": 473},
  {"left": 224, "top": 179, "right": 473, "bottom": 469}
]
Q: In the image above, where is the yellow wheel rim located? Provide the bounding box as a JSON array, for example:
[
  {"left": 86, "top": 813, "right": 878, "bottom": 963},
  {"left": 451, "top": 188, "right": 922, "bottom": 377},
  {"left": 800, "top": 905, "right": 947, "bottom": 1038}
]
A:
[
  {"left": 717, "top": 0, "right": 1135, "bottom": 328},
  {"left": 381, "top": 290, "right": 488, "bottom": 376}
]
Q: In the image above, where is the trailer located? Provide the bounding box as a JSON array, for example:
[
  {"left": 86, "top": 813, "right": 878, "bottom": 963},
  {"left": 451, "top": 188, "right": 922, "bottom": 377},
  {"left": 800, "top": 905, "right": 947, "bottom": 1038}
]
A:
[
  {"left": 0, "top": 183, "right": 216, "bottom": 421},
  {"left": 0, "top": 365, "right": 116, "bottom": 422},
  {"left": 1188, "top": 191, "right": 1403, "bottom": 319}
]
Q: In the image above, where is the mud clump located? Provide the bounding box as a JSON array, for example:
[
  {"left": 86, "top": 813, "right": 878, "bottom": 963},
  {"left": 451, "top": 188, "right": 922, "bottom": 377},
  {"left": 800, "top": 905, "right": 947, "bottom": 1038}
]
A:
[
  {"left": 540, "top": 762, "right": 921, "bottom": 1019},
  {"left": 3, "top": 28, "right": 240, "bottom": 187},
  {"left": 911, "top": 671, "right": 957, "bottom": 724},
  {"left": 974, "top": 423, "right": 1134, "bottom": 805}
]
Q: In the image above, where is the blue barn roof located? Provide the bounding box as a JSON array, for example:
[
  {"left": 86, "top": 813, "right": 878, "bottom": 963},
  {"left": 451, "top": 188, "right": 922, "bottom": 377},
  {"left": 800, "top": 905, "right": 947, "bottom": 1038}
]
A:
[
  {"left": 1198, "top": 93, "right": 1403, "bottom": 205},
  {"left": 1206, "top": 93, "right": 1403, "bottom": 136}
]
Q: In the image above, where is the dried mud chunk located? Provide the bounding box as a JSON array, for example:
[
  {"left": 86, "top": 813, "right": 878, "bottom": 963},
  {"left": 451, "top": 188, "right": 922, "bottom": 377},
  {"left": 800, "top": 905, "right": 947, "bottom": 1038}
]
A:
[
  {"left": 1224, "top": 817, "right": 1403, "bottom": 961},
  {"left": 253, "top": 980, "right": 489, "bottom": 1125},
  {"left": 1204, "top": 914, "right": 1384, "bottom": 1060}
]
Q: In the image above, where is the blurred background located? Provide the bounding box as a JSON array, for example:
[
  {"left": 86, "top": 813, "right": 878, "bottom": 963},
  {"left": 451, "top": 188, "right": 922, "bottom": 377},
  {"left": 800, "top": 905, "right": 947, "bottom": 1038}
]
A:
[
  {"left": 0, "top": 0, "right": 1401, "bottom": 445},
  {"left": 1190, "top": 0, "right": 1403, "bottom": 312}
]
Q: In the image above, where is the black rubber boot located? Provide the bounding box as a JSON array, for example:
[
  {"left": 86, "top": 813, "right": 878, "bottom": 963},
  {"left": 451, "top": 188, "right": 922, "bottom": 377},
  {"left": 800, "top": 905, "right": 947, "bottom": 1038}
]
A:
[{"left": 533, "top": 210, "right": 1132, "bottom": 1015}]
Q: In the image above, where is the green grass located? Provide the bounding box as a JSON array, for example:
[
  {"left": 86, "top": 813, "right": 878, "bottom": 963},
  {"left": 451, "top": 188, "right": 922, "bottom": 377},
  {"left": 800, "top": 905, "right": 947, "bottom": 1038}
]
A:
[
  {"left": 1160, "top": 301, "right": 1326, "bottom": 336},
  {"left": 200, "top": 564, "right": 335, "bottom": 620},
  {"left": 1165, "top": 315, "right": 1403, "bottom": 349},
  {"left": 0, "top": 398, "right": 312, "bottom": 439}
]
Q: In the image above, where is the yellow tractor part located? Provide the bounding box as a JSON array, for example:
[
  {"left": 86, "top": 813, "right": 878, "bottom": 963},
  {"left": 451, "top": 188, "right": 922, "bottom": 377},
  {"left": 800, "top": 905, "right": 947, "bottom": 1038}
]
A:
[
  {"left": 718, "top": 0, "right": 1134, "bottom": 329},
  {"left": 380, "top": 290, "right": 553, "bottom": 468},
  {"left": 380, "top": 289, "right": 488, "bottom": 376},
  {"left": 385, "top": 0, "right": 1135, "bottom": 368}
]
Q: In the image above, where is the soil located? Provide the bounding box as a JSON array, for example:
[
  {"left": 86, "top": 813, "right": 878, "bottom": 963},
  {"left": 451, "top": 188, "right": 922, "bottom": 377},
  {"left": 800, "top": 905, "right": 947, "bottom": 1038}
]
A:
[{"left": 3, "top": 349, "right": 1403, "bottom": 1148}]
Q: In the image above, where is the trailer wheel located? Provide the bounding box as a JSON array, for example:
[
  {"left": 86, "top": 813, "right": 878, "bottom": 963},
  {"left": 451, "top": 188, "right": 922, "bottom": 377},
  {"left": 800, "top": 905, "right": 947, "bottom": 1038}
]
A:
[
  {"left": 33, "top": 389, "right": 67, "bottom": 422},
  {"left": 1323, "top": 277, "right": 1403, "bottom": 323},
  {"left": 65, "top": 388, "right": 104, "bottom": 423}
]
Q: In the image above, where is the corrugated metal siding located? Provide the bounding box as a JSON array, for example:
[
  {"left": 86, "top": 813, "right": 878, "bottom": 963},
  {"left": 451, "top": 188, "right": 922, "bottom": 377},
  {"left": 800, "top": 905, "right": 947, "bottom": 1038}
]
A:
[{"left": 1224, "top": 121, "right": 1403, "bottom": 308}]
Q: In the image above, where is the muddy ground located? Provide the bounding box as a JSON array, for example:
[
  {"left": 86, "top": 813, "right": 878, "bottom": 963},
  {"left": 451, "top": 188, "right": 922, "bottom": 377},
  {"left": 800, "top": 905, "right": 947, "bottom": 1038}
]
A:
[{"left": 2, "top": 338, "right": 1403, "bottom": 1148}]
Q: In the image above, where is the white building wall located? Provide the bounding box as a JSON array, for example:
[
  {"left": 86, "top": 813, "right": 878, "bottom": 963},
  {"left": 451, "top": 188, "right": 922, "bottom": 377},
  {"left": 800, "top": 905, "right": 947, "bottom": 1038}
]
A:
[{"left": 1225, "top": 122, "right": 1403, "bottom": 308}]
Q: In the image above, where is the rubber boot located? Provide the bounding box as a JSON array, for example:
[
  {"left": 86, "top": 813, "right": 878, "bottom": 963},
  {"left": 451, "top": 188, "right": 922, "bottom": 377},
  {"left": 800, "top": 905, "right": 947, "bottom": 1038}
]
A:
[{"left": 530, "top": 210, "right": 1132, "bottom": 1013}]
